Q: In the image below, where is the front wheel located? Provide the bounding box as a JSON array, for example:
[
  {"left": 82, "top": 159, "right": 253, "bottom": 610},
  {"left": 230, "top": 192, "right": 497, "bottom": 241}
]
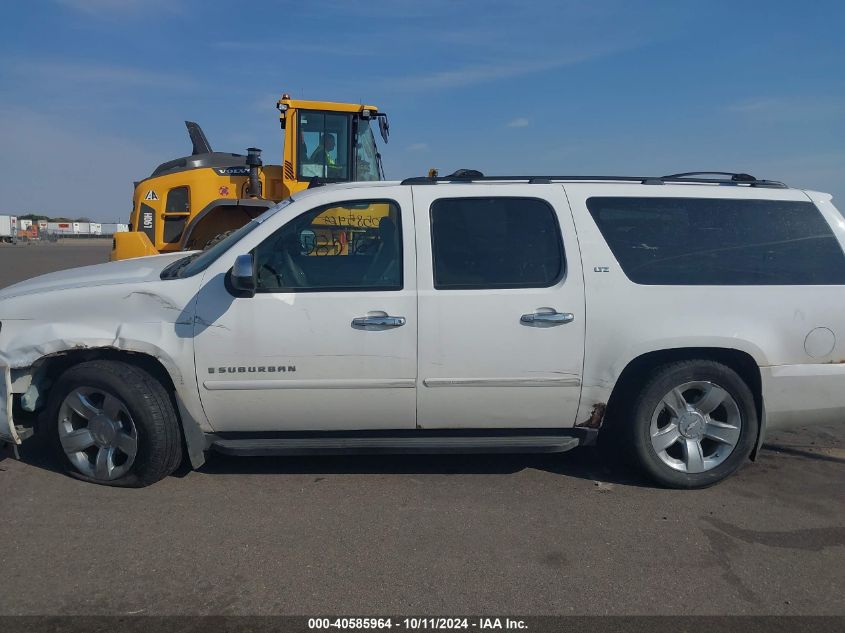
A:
[
  {"left": 46, "top": 360, "right": 183, "bottom": 487},
  {"left": 626, "top": 360, "right": 758, "bottom": 488}
]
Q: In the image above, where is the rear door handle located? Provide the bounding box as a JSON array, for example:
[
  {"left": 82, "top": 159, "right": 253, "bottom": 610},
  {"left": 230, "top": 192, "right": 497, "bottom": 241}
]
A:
[
  {"left": 520, "top": 311, "right": 575, "bottom": 325},
  {"left": 352, "top": 315, "right": 406, "bottom": 328}
]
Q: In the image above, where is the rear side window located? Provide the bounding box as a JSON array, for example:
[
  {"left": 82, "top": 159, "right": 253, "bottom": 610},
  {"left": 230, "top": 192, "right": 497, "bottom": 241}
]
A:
[
  {"left": 587, "top": 197, "right": 845, "bottom": 285},
  {"left": 430, "top": 197, "right": 564, "bottom": 289}
]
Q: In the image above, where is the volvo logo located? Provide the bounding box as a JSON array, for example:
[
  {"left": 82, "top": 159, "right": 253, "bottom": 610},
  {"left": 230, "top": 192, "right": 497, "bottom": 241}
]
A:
[{"left": 215, "top": 167, "right": 250, "bottom": 176}]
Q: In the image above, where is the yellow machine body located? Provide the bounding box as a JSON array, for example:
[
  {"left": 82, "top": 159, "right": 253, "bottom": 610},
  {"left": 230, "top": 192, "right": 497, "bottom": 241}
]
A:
[
  {"left": 111, "top": 96, "right": 388, "bottom": 260},
  {"left": 305, "top": 202, "right": 392, "bottom": 257}
]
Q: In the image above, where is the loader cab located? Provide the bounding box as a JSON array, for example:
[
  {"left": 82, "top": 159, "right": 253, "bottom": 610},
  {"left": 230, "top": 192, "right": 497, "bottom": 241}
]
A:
[{"left": 278, "top": 96, "right": 388, "bottom": 194}]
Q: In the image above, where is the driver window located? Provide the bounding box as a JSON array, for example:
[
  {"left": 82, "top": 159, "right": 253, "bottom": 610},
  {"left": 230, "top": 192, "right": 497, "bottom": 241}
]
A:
[
  {"left": 254, "top": 200, "right": 402, "bottom": 292},
  {"left": 298, "top": 112, "right": 350, "bottom": 181}
]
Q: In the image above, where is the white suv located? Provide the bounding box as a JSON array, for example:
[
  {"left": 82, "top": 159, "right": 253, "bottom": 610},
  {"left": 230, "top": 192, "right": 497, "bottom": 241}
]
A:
[{"left": 1, "top": 172, "right": 843, "bottom": 488}]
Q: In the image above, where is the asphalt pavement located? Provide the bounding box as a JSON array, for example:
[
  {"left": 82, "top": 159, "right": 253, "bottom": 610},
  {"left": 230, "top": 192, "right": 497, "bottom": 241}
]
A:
[{"left": 0, "top": 241, "right": 843, "bottom": 616}]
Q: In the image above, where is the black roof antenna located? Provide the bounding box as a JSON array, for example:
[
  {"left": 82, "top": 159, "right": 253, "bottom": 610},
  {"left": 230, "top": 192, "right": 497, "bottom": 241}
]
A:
[{"left": 185, "top": 121, "right": 213, "bottom": 156}]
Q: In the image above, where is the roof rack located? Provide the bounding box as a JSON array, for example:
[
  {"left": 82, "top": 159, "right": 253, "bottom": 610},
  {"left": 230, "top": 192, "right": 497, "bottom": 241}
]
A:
[{"left": 399, "top": 170, "right": 788, "bottom": 189}]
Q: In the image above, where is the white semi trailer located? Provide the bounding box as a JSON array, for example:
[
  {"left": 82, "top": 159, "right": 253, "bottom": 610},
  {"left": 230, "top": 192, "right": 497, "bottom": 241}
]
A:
[{"left": 0, "top": 215, "right": 17, "bottom": 243}]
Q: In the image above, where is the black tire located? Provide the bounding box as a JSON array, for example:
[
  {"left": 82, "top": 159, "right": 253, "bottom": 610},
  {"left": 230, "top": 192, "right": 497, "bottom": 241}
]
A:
[
  {"left": 624, "top": 360, "right": 758, "bottom": 489},
  {"left": 45, "top": 360, "right": 182, "bottom": 487}
]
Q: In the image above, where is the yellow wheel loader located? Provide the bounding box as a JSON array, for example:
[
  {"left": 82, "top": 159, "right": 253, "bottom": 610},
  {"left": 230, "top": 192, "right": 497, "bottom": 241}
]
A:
[{"left": 111, "top": 95, "right": 390, "bottom": 261}]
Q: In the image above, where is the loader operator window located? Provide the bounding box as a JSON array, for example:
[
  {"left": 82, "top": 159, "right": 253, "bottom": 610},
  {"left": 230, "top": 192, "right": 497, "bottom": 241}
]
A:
[
  {"left": 355, "top": 121, "right": 380, "bottom": 182},
  {"left": 165, "top": 186, "right": 190, "bottom": 213},
  {"left": 253, "top": 199, "right": 401, "bottom": 292},
  {"left": 163, "top": 186, "right": 190, "bottom": 243},
  {"left": 298, "top": 112, "right": 350, "bottom": 181}
]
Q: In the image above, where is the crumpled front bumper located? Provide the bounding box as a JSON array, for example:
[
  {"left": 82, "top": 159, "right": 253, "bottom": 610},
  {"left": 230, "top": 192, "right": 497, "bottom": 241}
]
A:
[{"left": 0, "top": 364, "right": 20, "bottom": 445}]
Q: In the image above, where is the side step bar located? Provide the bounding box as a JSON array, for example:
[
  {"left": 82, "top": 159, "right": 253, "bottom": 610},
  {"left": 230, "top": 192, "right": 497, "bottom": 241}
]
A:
[{"left": 208, "top": 431, "right": 592, "bottom": 457}]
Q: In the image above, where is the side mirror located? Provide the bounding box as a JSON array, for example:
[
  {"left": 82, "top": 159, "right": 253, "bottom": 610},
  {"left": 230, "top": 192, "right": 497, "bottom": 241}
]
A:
[
  {"left": 378, "top": 114, "right": 389, "bottom": 143},
  {"left": 229, "top": 253, "right": 256, "bottom": 297}
]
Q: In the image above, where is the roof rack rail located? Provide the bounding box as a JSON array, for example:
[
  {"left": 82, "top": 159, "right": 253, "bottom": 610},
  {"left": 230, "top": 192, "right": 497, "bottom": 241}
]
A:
[
  {"left": 663, "top": 171, "right": 756, "bottom": 181},
  {"left": 659, "top": 172, "right": 788, "bottom": 188},
  {"left": 399, "top": 170, "right": 788, "bottom": 189}
]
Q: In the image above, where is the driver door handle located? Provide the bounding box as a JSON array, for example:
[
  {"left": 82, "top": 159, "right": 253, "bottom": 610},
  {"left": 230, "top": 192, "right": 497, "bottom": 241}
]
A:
[
  {"left": 520, "top": 311, "right": 575, "bottom": 325},
  {"left": 352, "top": 315, "right": 406, "bottom": 328}
]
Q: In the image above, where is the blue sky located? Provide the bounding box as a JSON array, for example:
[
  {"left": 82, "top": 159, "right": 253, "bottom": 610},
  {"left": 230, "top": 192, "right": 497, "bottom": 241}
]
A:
[{"left": 0, "top": 0, "right": 843, "bottom": 222}]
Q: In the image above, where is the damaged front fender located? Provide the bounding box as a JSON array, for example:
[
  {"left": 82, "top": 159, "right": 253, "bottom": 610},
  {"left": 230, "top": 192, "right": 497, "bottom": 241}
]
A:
[
  {"left": 0, "top": 322, "right": 187, "bottom": 385},
  {"left": 0, "top": 276, "right": 212, "bottom": 449},
  {"left": 0, "top": 323, "right": 211, "bottom": 468},
  {"left": 0, "top": 255, "right": 215, "bottom": 472}
]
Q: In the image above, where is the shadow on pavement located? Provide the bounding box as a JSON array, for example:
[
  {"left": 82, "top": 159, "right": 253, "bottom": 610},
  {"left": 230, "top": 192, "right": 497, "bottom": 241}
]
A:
[
  {"left": 6, "top": 438, "right": 654, "bottom": 487},
  {"left": 196, "top": 445, "right": 653, "bottom": 487},
  {"left": 761, "top": 443, "right": 845, "bottom": 464},
  {"left": 10, "top": 432, "right": 842, "bottom": 488},
  {"left": 4, "top": 435, "right": 66, "bottom": 475}
]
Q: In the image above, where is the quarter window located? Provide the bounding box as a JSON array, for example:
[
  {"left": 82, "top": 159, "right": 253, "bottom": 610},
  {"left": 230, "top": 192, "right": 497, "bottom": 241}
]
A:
[
  {"left": 254, "top": 200, "right": 402, "bottom": 292},
  {"left": 587, "top": 197, "right": 845, "bottom": 285},
  {"left": 430, "top": 197, "right": 564, "bottom": 289}
]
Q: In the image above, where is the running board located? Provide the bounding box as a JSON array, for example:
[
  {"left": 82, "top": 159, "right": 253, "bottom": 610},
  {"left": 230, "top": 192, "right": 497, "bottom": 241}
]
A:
[{"left": 208, "top": 433, "right": 586, "bottom": 457}]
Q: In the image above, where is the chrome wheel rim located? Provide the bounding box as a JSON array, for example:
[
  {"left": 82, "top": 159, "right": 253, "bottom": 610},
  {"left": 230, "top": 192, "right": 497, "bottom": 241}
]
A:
[
  {"left": 649, "top": 381, "right": 742, "bottom": 474},
  {"left": 57, "top": 387, "right": 138, "bottom": 481}
]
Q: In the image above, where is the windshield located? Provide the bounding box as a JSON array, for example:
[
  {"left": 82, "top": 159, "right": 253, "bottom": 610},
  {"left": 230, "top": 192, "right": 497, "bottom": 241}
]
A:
[
  {"left": 162, "top": 198, "right": 295, "bottom": 279},
  {"left": 355, "top": 120, "right": 380, "bottom": 182}
]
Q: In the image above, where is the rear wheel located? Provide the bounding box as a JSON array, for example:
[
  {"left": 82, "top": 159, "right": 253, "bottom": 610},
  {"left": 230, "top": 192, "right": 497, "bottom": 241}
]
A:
[
  {"left": 47, "top": 360, "right": 182, "bottom": 487},
  {"left": 626, "top": 360, "right": 757, "bottom": 488}
]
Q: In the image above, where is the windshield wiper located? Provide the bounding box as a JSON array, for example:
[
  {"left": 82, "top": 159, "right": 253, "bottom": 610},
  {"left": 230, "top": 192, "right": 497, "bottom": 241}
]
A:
[{"left": 160, "top": 252, "right": 201, "bottom": 279}]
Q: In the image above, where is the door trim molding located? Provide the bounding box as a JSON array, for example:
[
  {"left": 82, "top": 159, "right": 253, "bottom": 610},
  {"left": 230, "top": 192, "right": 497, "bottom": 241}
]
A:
[
  {"left": 422, "top": 376, "right": 581, "bottom": 388},
  {"left": 203, "top": 378, "right": 415, "bottom": 391}
]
